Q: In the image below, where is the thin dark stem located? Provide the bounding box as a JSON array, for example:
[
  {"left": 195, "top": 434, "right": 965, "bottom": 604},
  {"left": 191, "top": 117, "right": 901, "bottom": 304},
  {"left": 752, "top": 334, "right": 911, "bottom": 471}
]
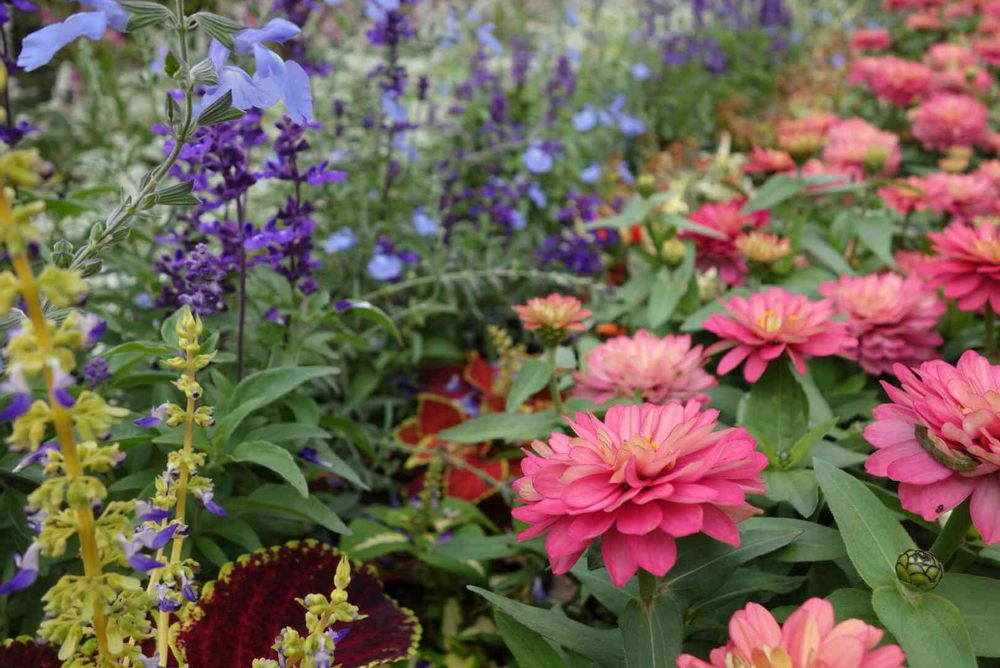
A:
[
  {"left": 930, "top": 498, "right": 972, "bottom": 564},
  {"left": 236, "top": 195, "right": 248, "bottom": 381},
  {"left": 1, "top": 28, "right": 15, "bottom": 144}
]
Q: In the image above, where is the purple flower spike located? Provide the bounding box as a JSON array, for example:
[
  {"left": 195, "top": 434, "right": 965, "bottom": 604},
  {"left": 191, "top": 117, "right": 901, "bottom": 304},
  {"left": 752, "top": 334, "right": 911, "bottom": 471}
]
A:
[
  {"left": 0, "top": 542, "right": 41, "bottom": 595},
  {"left": 0, "top": 392, "right": 31, "bottom": 422},
  {"left": 136, "top": 501, "right": 172, "bottom": 523},
  {"left": 134, "top": 403, "right": 169, "bottom": 428},
  {"left": 197, "top": 490, "right": 227, "bottom": 517},
  {"left": 0, "top": 364, "right": 32, "bottom": 421},
  {"left": 129, "top": 553, "right": 165, "bottom": 573},
  {"left": 156, "top": 584, "right": 181, "bottom": 612}
]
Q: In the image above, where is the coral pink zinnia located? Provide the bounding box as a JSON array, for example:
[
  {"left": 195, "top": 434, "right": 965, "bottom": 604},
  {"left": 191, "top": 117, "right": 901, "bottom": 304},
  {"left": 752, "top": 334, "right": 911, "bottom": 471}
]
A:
[
  {"left": 924, "top": 221, "right": 1000, "bottom": 312},
  {"left": 850, "top": 28, "right": 892, "bottom": 51},
  {"left": 703, "top": 287, "right": 854, "bottom": 383},
  {"left": 821, "top": 118, "right": 901, "bottom": 177},
  {"left": 910, "top": 93, "right": 989, "bottom": 152},
  {"left": 679, "top": 199, "right": 770, "bottom": 286},
  {"left": 849, "top": 55, "right": 932, "bottom": 107},
  {"left": 677, "top": 598, "right": 905, "bottom": 668},
  {"left": 820, "top": 273, "right": 944, "bottom": 375},
  {"left": 865, "top": 350, "right": 1000, "bottom": 543},
  {"left": 512, "top": 402, "right": 766, "bottom": 587},
  {"left": 572, "top": 330, "right": 717, "bottom": 406},
  {"left": 513, "top": 293, "right": 591, "bottom": 332}
]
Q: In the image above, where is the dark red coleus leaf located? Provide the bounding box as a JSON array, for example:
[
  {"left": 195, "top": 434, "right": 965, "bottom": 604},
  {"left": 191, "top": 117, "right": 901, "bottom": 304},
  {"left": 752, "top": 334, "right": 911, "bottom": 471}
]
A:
[
  {"left": 0, "top": 638, "right": 59, "bottom": 668},
  {"left": 177, "top": 540, "right": 421, "bottom": 668}
]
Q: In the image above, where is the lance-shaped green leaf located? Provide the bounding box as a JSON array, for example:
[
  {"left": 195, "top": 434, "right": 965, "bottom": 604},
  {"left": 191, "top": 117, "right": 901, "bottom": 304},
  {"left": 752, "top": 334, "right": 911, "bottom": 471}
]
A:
[
  {"left": 495, "top": 611, "right": 564, "bottom": 668},
  {"left": 937, "top": 573, "right": 1000, "bottom": 657},
  {"left": 872, "top": 586, "right": 975, "bottom": 668},
  {"left": 741, "top": 173, "right": 805, "bottom": 213},
  {"left": 620, "top": 596, "right": 683, "bottom": 668},
  {"left": 230, "top": 440, "right": 309, "bottom": 497},
  {"left": 507, "top": 359, "right": 554, "bottom": 413}
]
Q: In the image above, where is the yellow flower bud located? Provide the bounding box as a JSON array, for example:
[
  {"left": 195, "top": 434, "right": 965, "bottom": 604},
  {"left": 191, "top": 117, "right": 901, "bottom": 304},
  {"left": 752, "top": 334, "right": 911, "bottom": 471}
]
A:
[
  {"left": 36, "top": 266, "right": 88, "bottom": 308},
  {"left": 334, "top": 554, "right": 352, "bottom": 591},
  {"left": 0, "top": 149, "right": 50, "bottom": 187},
  {"left": 660, "top": 238, "right": 686, "bottom": 265},
  {"left": 0, "top": 271, "right": 20, "bottom": 314}
]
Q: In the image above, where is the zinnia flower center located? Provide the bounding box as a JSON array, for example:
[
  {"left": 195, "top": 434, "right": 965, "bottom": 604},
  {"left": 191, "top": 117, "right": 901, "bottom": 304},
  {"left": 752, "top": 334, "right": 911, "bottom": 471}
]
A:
[
  {"left": 757, "top": 309, "right": 797, "bottom": 332},
  {"left": 725, "top": 646, "right": 793, "bottom": 668},
  {"left": 974, "top": 236, "right": 1000, "bottom": 261}
]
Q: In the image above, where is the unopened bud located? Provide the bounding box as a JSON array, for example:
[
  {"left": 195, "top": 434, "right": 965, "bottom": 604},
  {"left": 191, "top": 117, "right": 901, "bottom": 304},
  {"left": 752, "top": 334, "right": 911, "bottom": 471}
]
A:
[
  {"left": 895, "top": 548, "right": 942, "bottom": 592},
  {"left": 637, "top": 174, "right": 656, "bottom": 198},
  {"left": 660, "top": 238, "right": 686, "bottom": 265}
]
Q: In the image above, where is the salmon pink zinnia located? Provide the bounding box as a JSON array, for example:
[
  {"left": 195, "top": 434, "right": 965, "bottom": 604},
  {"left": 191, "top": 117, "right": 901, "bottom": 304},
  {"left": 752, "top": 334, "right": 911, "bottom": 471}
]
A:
[
  {"left": 820, "top": 273, "right": 944, "bottom": 375},
  {"left": 704, "top": 287, "right": 854, "bottom": 383},
  {"left": 679, "top": 199, "right": 770, "bottom": 286},
  {"left": 572, "top": 330, "right": 717, "bottom": 406},
  {"left": 513, "top": 293, "right": 591, "bottom": 338},
  {"left": 676, "top": 598, "right": 905, "bottom": 668},
  {"left": 910, "top": 93, "right": 989, "bottom": 152},
  {"left": 865, "top": 351, "right": 1000, "bottom": 543},
  {"left": 924, "top": 222, "right": 1000, "bottom": 312},
  {"left": 512, "top": 402, "right": 767, "bottom": 587}
]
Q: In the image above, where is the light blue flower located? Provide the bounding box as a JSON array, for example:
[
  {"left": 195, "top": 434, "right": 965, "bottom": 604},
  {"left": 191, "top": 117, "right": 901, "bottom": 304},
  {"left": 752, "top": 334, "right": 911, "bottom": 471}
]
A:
[
  {"left": 324, "top": 228, "right": 357, "bottom": 254},
  {"left": 565, "top": 7, "right": 579, "bottom": 27},
  {"left": 572, "top": 105, "right": 597, "bottom": 132},
  {"left": 381, "top": 92, "right": 408, "bottom": 123},
  {"left": 365, "top": 0, "right": 400, "bottom": 21},
  {"left": 617, "top": 114, "right": 645, "bottom": 137},
  {"left": 18, "top": 1, "right": 129, "bottom": 72},
  {"left": 475, "top": 22, "right": 503, "bottom": 56},
  {"left": 368, "top": 253, "right": 403, "bottom": 281},
  {"left": 522, "top": 144, "right": 553, "bottom": 174},
  {"left": 412, "top": 207, "right": 438, "bottom": 236},
  {"left": 528, "top": 182, "right": 547, "bottom": 208},
  {"left": 630, "top": 62, "right": 651, "bottom": 81},
  {"left": 580, "top": 163, "right": 601, "bottom": 183},
  {"left": 234, "top": 18, "right": 300, "bottom": 54},
  {"left": 510, "top": 210, "right": 526, "bottom": 231},
  {"left": 616, "top": 161, "right": 635, "bottom": 185}
]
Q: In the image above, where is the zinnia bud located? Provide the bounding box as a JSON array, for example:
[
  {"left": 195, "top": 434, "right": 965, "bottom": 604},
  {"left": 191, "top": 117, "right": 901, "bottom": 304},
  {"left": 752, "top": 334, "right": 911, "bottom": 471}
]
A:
[
  {"left": 637, "top": 174, "right": 656, "bottom": 198},
  {"left": 660, "top": 238, "right": 686, "bottom": 265},
  {"left": 895, "top": 548, "right": 942, "bottom": 591}
]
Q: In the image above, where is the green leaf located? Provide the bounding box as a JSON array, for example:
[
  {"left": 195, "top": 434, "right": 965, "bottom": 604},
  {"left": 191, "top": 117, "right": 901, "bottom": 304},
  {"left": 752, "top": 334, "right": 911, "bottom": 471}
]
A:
[
  {"left": 741, "top": 174, "right": 805, "bottom": 213},
  {"left": 855, "top": 211, "right": 895, "bottom": 267},
  {"left": 827, "top": 588, "right": 877, "bottom": 624},
  {"left": 762, "top": 468, "right": 819, "bottom": 517},
  {"left": 159, "top": 306, "right": 188, "bottom": 348},
  {"left": 150, "top": 180, "right": 200, "bottom": 207},
  {"left": 872, "top": 586, "right": 975, "bottom": 668},
  {"left": 215, "top": 366, "right": 337, "bottom": 448},
  {"left": 660, "top": 213, "right": 728, "bottom": 240},
  {"left": 438, "top": 410, "right": 556, "bottom": 444},
  {"left": 507, "top": 359, "right": 554, "bottom": 413},
  {"left": 679, "top": 288, "right": 749, "bottom": 332},
  {"left": 495, "top": 610, "right": 565, "bottom": 668},
  {"left": 802, "top": 232, "right": 855, "bottom": 276},
  {"left": 787, "top": 419, "right": 836, "bottom": 468},
  {"left": 340, "top": 518, "right": 411, "bottom": 560},
  {"left": 120, "top": 0, "right": 174, "bottom": 30},
  {"left": 570, "top": 561, "right": 635, "bottom": 616},
  {"left": 230, "top": 441, "right": 308, "bottom": 497},
  {"left": 747, "top": 517, "right": 845, "bottom": 562},
  {"left": 195, "top": 536, "right": 229, "bottom": 568},
  {"left": 335, "top": 300, "right": 402, "bottom": 344},
  {"left": 191, "top": 11, "right": 244, "bottom": 49},
  {"left": 204, "top": 518, "right": 262, "bottom": 552},
  {"left": 664, "top": 525, "right": 801, "bottom": 602},
  {"left": 195, "top": 90, "right": 244, "bottom": 127},
  {"left": 647, "top": 248, "right": 695, "bottom": 329},
  {"left": 814, "top": 459, "right": 915, "bottom": 589},
  {"left": 233, "top": 484, "right": 349, "bottom": 534},
  {"left": 468, "top": 587, "right": 625, "bottom": 667},
  {"left": 433, "top": 533, "right": 520, "bottom": 561},
  {"left": 739, "top": 361, "right": 808, "bottom": 462},
  {"left": 244, "top": 423, "right": 330, "bottom": 443},
  {"left": 104, "top": 340, "right": 175, "bottom": 358},
  {"left": 620, "top": 597, "right": 682, "bottom": 668},
  {"left": 937, "top": 573, "right": 1000, "bottom": 657}
]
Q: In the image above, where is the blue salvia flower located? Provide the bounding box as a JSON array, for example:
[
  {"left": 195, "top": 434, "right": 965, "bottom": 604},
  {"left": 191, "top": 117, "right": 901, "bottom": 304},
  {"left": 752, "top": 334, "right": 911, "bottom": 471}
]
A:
[
  {"left": 0, "top": 542, "right": 41, "bottom": 595},
  {"left": 580, "top": 163, "right": 601, "bottom": 183},
  {"left": 367, "top": 252, "right": 403, "bottom": 281},
  {"left": 12, "top": 442, "right": 58, "bottom": 473},
  {"left": 411, "top": 207, "right": 438, "bottom": 236},
  {"left": 17, "top": 0, "right": 128, "bottom": 71},
  {"left": 475, "top": 22, "right": 503, "bottom": 55},
  {"left": 630, "top": 62, "right": 651, "bottom": 80},
  {"left": 522, "top": 143, "right": 553, "bottom": 174},
  {"left": 527, "top": 182, "right": 547, "bottom": 208},
  {"left": 0, "top": 363, "right": 31, "bottom": 421},
  {"left": 324, "top": 228, "right": 357, "bottom": 253}
]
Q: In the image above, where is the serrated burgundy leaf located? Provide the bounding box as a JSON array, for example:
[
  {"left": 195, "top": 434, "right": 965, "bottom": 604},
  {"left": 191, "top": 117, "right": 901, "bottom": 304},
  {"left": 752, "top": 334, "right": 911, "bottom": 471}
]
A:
[{"left": 177, "top": 541, "right": 420, "bottom": 667}]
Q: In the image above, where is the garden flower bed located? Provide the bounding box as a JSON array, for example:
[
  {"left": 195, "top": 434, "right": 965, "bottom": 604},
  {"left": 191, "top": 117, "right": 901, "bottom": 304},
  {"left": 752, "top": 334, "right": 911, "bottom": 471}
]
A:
[{"left": 1, "top": 0, "right": 1000, "bottom": 666}]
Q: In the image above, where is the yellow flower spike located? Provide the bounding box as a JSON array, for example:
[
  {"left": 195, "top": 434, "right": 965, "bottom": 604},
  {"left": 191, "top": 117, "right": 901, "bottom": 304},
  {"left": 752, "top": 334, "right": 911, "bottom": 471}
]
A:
[
  {"left": 36, "top": 266, "right": 88, "bottom": 308},
  {"left": 70, "top": 392, "right": 129, "bottom": 442},
  {"left": 0, "top": 149, "right": 50, "bottom": 187},
  {"left": 8, "top": 400, "right": 53, "bottom": 450},
  {"left": 334, "top": 554, "right": 351, "bottom": 591},
  {"left": 0, "top": 59, "right": 8, "bottom": 95},
  {"left": 0, "top": 271, "right": 20, "bottom": 313}
]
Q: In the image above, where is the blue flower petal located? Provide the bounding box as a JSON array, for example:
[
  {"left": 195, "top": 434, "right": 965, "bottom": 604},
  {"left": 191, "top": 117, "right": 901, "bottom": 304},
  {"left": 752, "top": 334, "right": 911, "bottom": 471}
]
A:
[
  {"left": 0, "top": 392, "right": 31, "bottom": 422},
  {"left": 128, "top": 553, "right": 164, "bottom": 573},
  {"left": 0, "top": 566, "right": 37, "bottom": 595},
  {"left": 234, "top": 18, "right": 301, "bottom": 54},
  {"left": 281, "top": 59, "right": 314, "bottom": 122},
  {"left": 81, "top": 0, "right": 129, "bottom": 31},
  {"left": 17, "top": 11, "right": 108, "bottom": 72}
]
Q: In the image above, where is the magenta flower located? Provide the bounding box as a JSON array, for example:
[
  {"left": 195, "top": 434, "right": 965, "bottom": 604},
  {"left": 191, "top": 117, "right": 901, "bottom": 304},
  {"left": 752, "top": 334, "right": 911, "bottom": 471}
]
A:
[
  {"left": 677, "top": 598, "right": 905, "bottom": 668},
  {"left": 910, "top": 93, "right": 989, "bottom": 152},
  {"left": 512, "top": 402, "right": 767, "bottom": 587},
  {"left": 572, "top": 330, "right": 716, "bottom": 406},
  {"left": 819, "top": 273, "right": 944, "bottom": 375},
  {"left": 865, "top": 351, "right": 1000, "bottom": 543},
  {"left": 704, "top": 287, "right": 855, "bottom": 383},
  {"left": 679, "top": 199, "right": 770, "bottom": 286}
]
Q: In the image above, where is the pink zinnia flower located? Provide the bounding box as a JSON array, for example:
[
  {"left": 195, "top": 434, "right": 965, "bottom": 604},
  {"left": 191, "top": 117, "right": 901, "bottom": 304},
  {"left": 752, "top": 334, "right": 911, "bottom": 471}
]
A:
[
  {"left": 820, "top": 273, "right": 944, "bottom": 375},
  {"left": 920, "top": 172, "right": 997, "bottom": 222},
  {"left": 974, "top": 37, "right": 1000, "bottom": 67},
  {"left": 677, "top": 598, "right": 905, "bottom": 668},
  {"left": 513, "top": 293, "right": 591, "bottom": 339},
  {"left": 678, "top": 199, "right": 770, "bottom": 286},
  {"left": 924, "top": 42, "right": 992, "bottom": 93},
  {"left": 512, "top": 402, "right": 766, "bottom": 587},
  {"left": 821, "top": 118, "right": 901, "bottom": 176},
  {"left": 906, "top": 10, "right": 943, "bottom": 30},
  {"left": 850, "top": 28, "right": 892, "bottom": 51},
  {"left": 924, "top": 221, "right": 1000, "bottom": 312},
  {"left": 704, "top": 287, "right": 855, "bottom": 383},
  {"left": 910, "top": 93, "right": 989, "bottom": 151},
  {"left": 895, "top": 249, "right": 934, "bottom": 278},
  {"left": 777, "top": 113, "right": 839, "bottom": 157},
  {"left": 878, "top": 176, "right": 927, "bottom": 215},
  {"left": 850, "top": 55, "right": 932, "bottom": 107},
  {"left": 572, "top": 331, "right": 717, "bottom": 406},
  {"left": 744, "top": 146, "right": 795, "bottom": 174},
  {"left": 865, "top": 350, "right": 1000, "bottom": 543}
]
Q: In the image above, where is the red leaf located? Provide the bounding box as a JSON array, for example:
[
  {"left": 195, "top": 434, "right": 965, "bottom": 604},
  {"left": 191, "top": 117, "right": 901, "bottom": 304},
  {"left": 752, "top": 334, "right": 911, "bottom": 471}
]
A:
[
  {"left": 0, "top": 638, "right": 59, "bottom": 668},
  {"left": 178, "top": 541, "right": 421, "bottom": 668}
]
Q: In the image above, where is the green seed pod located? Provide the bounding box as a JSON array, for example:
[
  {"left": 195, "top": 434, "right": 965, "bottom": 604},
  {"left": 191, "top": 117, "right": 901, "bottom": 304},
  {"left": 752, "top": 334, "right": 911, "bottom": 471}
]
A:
[{"left": 895, "top": 548, "right": 943, "bottom": 591}]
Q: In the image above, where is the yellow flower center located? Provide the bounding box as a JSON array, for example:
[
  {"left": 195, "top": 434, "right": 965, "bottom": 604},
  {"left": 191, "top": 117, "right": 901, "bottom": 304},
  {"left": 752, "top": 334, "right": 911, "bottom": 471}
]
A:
[
  {"left": 975, "top": 237, "right": 1000, "bottom": 261},
  {"left": 757, "top": 310, "right": 783, "bottom": 332},
  {"left": 724, "top": 646, "right": 794, "bottom": 668}
]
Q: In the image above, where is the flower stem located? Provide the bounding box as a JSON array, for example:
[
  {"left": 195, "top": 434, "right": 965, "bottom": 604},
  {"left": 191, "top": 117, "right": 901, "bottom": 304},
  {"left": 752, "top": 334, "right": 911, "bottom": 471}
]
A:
[
  {"left": 546, "top": 346, "right": 564, "bottom": 416},
  {"left": 1, "top": 190, "right": 109, "bottom": 659},
  {"left": 236, "top": 195, "right": 248, "bottom": 381},
  {"left": 157, "top": 348, "right": 198, "bottom": 662},
  {"left": 985, "top": 304, "right": 996, "bottom": 362},
  {"left": 930, "top": 498, "right": 973, "bottom": 564},
  {"left": 638, "top": 569, "right": 658, "bottom": 605}
]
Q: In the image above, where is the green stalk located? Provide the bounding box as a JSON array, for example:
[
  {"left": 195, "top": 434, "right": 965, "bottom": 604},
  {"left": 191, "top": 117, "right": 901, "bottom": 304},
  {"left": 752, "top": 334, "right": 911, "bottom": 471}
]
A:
[
  {"left": 637, "top": 569, "right": 658, "bottom": 606},
  {"left": 986, "top": 304, "right": 996, "bottom": 362},
  {"left": 930, "top": 499, "right": 973, "bottom": 564},
  {"left": 546, "top": 346, "right": 564, "bottom": 416}
]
